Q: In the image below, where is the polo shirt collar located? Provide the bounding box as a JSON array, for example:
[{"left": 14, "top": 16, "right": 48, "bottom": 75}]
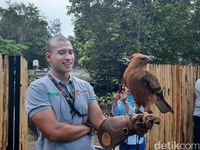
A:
[{"left": 48, "top": 72, "right": 72, "bottom": 86}]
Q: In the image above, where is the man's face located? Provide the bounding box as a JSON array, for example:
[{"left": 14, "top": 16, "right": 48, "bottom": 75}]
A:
[{"left": 46, "top": 40, "right": 75, "bottom": 74}]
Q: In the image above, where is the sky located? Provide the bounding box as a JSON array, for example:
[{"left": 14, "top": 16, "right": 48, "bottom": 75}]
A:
[{"left": 0, "top": 0, "right": 74, "bottom": 37}]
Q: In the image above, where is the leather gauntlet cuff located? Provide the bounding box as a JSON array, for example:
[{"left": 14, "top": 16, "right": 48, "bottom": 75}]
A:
[
  {"left": 98, "top": 113, "right": 159, "bottom": 149},
  {"left": 97, "top": 116, "right": 136, "bottom": 150}
]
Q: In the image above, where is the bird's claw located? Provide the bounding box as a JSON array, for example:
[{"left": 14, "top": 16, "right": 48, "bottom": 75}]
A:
[
  {"left": 125, "top": 112, "right": 161, "bottom": 125},
  {"left": 143, "top": 112, "right": 161, "bottom": 125},
  {"left": 135, "top": 109, "right": 143, "bottom": 114},
  {"left": 125, "top": 113, "right": 143, "bottom": 121}
]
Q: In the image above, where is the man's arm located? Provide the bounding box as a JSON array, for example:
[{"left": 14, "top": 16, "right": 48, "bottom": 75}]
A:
[
  {"left": 31, "top": 108, "right": 90, "bottom": 142},
  {"left": 88, "top": 102, "right": 106, "bottom": 129}
]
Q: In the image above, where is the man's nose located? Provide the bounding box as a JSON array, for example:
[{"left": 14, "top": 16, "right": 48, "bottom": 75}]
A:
[{"left": 64, "top": 52, "right": 72, "bottom": 59}]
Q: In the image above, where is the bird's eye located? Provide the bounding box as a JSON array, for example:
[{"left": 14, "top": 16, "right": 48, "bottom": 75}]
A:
[
  {"left": 131, "top": 54, "right": 135, "bottom": 59},
  {"left": 141, "top": 58, "right": 145, "bottom": 60}
]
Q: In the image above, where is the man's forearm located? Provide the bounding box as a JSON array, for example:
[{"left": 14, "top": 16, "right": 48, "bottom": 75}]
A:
[
  {"left": 31, "top": 109, "right": 91, "bottom": 142},
  {"left": 47, "top": 122, "right": 91, "bottom": 142}
]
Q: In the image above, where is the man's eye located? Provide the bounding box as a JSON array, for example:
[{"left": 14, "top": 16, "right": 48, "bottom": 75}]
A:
[
  {"left": 68, "top": 50, "right": 74, "bottom": 55},
  {"left": 58, "top": 50, "right": 66, "bottom": 55},
  {"left": 57, "top": 49, "right": 74, "bottom": 55}
]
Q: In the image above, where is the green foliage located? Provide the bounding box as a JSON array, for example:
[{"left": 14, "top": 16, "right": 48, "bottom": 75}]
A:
[
  {"left": 68, "top": 0, "right": 130, "bottom": 81},
  {"left": 67, "top": 0, "right": 200, "bottom": 83},
  {"left": 98, "top": 92, "right": 114, "bottom": 104},
  {"left": 98, "top": 92, "right": 114, "bottom": 117},
  {"left": 0, "top": 2, "right": 51, "bottom": 68},
  {"left": 0, "top": 36, "right": 27, "bottom": 55},
  {"left": 143, "top": 0, "right": 196, "bottom": 64}
]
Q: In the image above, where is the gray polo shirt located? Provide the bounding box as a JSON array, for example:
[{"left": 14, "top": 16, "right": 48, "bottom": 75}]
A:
[
  {"left": 26, "top": 73, "right": 97, "bottom": 150},
  {"left": 194, "top": 79, "right": 200, "bottom": 117}
]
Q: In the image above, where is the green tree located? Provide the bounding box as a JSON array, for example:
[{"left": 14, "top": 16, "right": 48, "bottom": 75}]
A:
[
  {"left": 67, "top": 0, "right": 154, "bottom": 81},
  {"left": 0, "top": 2, "right": 51, "bottom": 68},
  {"left": 186, "top": 0, "right": 200, "bottom": 64},
  {"left": 143, "top": 0, "right": 194, "bottom": 64},
  {"left": 48, "top": 18, "right": 62, "bottom": 36},
  {"left": 0, "top": 36, "right": 28, "bottom": 55},
  {"left": 68, "top": 0, "right": 200, "bottom": 83}
]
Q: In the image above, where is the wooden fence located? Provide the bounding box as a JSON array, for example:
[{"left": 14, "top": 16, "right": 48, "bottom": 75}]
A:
[
  {"left": 146, "top": 64, "right": 200, "bottom": 150},
  {"left": 0, "top": 55, "right": 28, "bottom": 150}
]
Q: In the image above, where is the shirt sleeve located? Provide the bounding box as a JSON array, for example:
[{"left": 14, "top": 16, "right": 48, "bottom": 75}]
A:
[
  {"left": 86, "top": 82, "right": 97, "bottom": 104},
  {"left": 26, "top": 80, "right": 52, "bottom": 118}
]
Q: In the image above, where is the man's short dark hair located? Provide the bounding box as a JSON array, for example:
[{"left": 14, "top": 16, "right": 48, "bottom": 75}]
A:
[{"left": 46, "top": 35, "right": 70, "bottom": 52}]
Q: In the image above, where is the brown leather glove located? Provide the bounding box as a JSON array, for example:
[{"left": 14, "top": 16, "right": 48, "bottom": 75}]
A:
[{"left": 98, "top": 113, "right": 160, "bottom": 150}]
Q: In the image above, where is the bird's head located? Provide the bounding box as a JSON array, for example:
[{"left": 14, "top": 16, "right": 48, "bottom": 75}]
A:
[{"left": 129, "top": 53, "right": 150, "bottom": 67}]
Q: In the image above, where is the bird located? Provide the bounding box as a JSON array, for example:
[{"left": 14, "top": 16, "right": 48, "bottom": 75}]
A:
[{"left": 123, "top": 53, "right": 173, "bottom": 115}]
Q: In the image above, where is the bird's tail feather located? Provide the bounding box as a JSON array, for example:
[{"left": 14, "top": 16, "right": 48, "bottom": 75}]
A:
[{"left": 155, "top": 93, "right": 174, "bottom": 113}]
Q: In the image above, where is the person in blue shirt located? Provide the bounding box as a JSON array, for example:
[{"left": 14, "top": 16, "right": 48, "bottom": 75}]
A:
[{"left": 112, "top": 85, "right": 146, "bottom": 150}]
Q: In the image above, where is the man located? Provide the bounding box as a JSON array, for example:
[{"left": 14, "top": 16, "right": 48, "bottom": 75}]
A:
[{"left": 26, "top": 35, "right": 157, "bottom": 150}]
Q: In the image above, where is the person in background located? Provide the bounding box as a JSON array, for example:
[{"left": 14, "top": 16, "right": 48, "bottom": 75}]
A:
[
  {"left": 112, "top": 85, "right": 146, "bottom": 150},
  {"left": 193, "top": 79, "right": 200, "bottom": 150}
]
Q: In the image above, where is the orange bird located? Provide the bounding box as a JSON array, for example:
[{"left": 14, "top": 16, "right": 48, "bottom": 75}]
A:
[{"left": 123, "top": 53, "right": 173, "bottom": 114}]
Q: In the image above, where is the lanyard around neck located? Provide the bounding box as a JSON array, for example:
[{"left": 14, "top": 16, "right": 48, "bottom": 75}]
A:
[{"left": 48, "top": 74, "right": 87, "bottom": 118}]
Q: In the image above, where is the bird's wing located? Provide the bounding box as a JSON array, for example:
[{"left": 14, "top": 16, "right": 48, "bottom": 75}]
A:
[
  {"left": 141, "top": 71, "right": 174, "bottom": 113},
  {"left": 141, "top": 71, "right": 161, "bottom": 94}
]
